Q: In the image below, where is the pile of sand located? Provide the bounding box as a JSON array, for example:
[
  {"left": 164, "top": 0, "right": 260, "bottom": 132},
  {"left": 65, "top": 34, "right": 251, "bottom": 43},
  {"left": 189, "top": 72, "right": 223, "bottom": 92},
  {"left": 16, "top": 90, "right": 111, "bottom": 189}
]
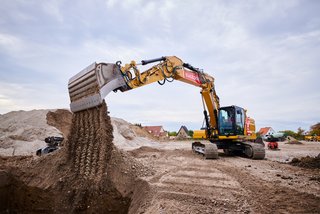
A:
[
  {"left": 0, "top": 110, "right": 62, "bottom": 156},
  {"left": 0, "top": 108, "right": 157, "bottom": 157},
  {"left": 285, "top": 136, "right": 303, "bottom": 145},
  {"left": 112, "top": 117, "right": 159, "bottom": 150}
]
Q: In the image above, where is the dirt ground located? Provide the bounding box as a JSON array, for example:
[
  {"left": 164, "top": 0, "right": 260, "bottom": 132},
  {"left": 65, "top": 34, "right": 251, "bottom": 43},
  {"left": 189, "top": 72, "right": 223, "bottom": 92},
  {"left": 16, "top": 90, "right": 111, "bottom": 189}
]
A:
[
  {"left": 128, "top": 145, "right": 320, "bottom": 213},
  {"left": 0, "top": 107, "right": 319, "bottom": 213}
]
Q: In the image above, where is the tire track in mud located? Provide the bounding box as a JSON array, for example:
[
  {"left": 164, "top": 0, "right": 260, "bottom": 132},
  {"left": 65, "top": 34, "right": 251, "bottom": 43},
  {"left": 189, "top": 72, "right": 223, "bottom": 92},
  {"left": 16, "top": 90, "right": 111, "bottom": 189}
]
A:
[{"left": 66, "top": 101, "right": 113, "bottom": 180}]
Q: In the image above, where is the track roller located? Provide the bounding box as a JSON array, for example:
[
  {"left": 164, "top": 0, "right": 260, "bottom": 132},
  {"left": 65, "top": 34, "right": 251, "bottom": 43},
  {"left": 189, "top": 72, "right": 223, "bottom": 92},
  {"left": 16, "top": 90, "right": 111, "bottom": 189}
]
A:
[
  {"left": 242, "top": 141, "right": 265, "bottom": 160},
  {"left": 192, "top": 141, "right": 218, "bottom": 159}
]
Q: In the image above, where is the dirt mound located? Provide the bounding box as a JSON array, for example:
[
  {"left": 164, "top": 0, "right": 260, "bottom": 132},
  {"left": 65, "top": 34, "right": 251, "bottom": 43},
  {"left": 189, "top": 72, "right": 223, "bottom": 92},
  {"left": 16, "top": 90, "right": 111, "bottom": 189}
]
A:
[
  {"left": 0, "top": 109, "right": 61, "bottom": 156},
  {"left": 111, "top": 118, "right": 159, "bottom": 150},
  {"left": 285, "top": 141, "right": 303, "bottom": 145},
  {"left": 285, "top": 136, "right": 303, "bottom": 144},
  {"left": 131, "top": 125, "right": 158, "bottom": 140},
  {"left": 0, "top": 102, "right": 152, "bottom": 213},
  {"left": 0, "top": 110, "right": 61, "bottom": 142},
  {"left": 290, "top": 154, "right": 320, "bottom": 169},
  {"left": 46, "top": 109, "right": 72, "bottom": 139},
  {"left": 0, "top": 151, "right": 135, "bottom": 213},
  {"left": 129, "top": 146, "right": 162, "bottom": 157}
]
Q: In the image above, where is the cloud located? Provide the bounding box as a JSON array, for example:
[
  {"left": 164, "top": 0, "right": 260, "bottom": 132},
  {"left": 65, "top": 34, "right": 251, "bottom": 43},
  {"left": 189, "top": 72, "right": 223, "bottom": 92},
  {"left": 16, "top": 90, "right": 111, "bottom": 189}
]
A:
[
  {"left": 41, "top": 0, "right": 64, "bottom": 23},
  {"left": 0, "top": 0, "right": 319, "bottom": 132},
  {"left": 0, "top": 81, "right": 69, "bottom": 114},
  {"left": 0, "top": 33, "right": 24, "bottom": 54}
]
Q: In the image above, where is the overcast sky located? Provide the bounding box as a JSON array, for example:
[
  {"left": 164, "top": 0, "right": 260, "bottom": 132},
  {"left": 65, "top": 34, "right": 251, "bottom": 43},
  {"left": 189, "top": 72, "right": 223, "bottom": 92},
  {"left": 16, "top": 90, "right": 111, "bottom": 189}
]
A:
[{"left": 0, "top": 0, "right": 319, "bottom": 132}]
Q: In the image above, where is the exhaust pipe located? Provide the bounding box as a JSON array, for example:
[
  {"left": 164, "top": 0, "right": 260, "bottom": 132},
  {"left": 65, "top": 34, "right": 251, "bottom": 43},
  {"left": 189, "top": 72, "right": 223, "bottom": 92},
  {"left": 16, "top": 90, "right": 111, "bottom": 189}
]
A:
[{"left": 68, "top": 62, "right": 129, "bottom": 112}]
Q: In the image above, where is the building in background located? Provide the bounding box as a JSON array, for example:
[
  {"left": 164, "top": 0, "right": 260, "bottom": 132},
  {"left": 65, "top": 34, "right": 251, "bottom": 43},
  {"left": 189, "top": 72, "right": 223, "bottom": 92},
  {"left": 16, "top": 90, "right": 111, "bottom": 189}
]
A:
[
  {"left": 258, "top": 127, "right": 275, "bottom": 139},
  {"left": 144, "top": 126, "right": 168, "bottom": 138},
  {"left": 176, "top": 126, "right": 190, "bottom": 139}
]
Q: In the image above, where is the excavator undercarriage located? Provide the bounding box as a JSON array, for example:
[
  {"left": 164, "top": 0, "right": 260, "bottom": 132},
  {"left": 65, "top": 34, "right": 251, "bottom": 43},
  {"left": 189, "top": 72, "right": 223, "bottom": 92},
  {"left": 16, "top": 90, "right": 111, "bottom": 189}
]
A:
[{"left": 192, "top": 140, "right": 265, "bottom": 160}]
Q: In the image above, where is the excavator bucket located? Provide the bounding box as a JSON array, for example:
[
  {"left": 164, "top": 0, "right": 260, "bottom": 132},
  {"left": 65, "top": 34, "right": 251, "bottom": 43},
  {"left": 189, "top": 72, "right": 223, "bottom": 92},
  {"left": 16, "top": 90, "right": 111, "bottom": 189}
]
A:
[{"left": 68, "top": 62, "right": 128, "bottom": 112}]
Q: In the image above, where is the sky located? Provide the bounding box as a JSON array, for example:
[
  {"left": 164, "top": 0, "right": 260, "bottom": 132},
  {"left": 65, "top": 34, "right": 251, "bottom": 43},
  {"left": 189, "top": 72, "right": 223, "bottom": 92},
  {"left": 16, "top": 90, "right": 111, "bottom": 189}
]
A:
[{"left": 0, "top": 0, "right": 319, "bottom": 132}]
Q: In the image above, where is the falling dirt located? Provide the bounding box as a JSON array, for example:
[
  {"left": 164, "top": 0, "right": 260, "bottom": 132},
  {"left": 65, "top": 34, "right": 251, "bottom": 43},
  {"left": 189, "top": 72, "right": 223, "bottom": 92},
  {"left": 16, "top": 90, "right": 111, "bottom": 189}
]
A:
[{"left": 66, "top": 103, "right": 114, "bottom": 180}]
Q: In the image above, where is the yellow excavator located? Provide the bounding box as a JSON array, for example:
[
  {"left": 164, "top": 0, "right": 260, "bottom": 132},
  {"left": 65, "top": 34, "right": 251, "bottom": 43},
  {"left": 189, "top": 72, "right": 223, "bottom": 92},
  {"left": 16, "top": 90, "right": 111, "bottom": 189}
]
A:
[{"left": 68, "top": 56, "right": 265, "bottom": 159}]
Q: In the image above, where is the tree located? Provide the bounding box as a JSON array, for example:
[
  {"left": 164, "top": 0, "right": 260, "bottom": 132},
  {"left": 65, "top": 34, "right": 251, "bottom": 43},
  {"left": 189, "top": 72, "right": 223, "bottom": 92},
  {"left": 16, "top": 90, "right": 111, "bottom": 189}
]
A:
[
  {"left": 280, "top": 130, "right": 296, "bottom": 138},
  {"left": 168, "top": 131, "right": 177, "bottom": 136},
  {"left": 296, "top": 127, "right": 305, "bottom": 140},
  {"left": 310, "top": 122, "right": 320, "bottom": 136},
  {"left": 280, "top": 128, "right": 305, "bottom": 140},
  {"left": 188, "top": 130, "right": 194, "bottom": 137}
]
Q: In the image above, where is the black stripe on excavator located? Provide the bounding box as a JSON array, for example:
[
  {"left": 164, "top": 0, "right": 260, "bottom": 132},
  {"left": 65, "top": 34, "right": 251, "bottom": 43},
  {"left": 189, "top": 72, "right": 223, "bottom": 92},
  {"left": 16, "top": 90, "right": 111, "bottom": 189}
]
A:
[
  {"left": 183, "top": 63, "right": 202, "bottom": 73},
  {"left": 203, "top": 110, "right": 211, "bottom": 138},
  {"left": 213, "top": 109, "right": 219, "bottom": 138},
  {"left": 141, "top": 57, "right": 166, "bottom": 65}
]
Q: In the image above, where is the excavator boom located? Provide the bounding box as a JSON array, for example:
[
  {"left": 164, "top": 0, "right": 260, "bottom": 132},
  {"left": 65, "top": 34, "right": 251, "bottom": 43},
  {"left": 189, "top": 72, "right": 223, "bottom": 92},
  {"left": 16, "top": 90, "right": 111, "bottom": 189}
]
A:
[{"left": 68, "top": 56, "right": 217, "bottom": 113}]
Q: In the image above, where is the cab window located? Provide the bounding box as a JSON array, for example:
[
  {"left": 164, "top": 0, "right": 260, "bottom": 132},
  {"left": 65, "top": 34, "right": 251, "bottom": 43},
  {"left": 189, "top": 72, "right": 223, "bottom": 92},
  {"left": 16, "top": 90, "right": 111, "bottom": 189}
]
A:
[
  {"left": 235, "top": 108, "right": 245, "bottom": 135},
  {"left": 218, "top": 108, "right": 235, "bottom": 135}
]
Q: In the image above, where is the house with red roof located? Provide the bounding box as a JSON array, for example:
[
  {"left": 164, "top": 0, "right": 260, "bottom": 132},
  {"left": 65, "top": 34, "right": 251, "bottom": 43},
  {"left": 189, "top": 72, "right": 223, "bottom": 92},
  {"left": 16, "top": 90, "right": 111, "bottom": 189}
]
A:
[
  {"left": 144, "top": 126, "right": 168, "bottom": 138},
  {"left": 258, "top": 127, "right": 276, "bottom": 139}
]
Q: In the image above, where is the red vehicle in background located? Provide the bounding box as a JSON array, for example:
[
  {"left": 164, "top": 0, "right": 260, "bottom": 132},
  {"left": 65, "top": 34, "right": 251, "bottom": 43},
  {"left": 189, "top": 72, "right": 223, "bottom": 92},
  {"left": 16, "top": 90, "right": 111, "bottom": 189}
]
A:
[{"left": 266, "top": 135, "right": 279, "bottom": 150}]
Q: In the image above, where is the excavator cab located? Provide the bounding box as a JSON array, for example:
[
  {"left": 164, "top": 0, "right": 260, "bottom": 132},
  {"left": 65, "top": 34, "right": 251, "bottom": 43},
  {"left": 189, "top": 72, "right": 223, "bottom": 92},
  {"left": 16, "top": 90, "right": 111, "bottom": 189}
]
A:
[{"left": 218, "top": 106, "right": 245, "bottom": 136}]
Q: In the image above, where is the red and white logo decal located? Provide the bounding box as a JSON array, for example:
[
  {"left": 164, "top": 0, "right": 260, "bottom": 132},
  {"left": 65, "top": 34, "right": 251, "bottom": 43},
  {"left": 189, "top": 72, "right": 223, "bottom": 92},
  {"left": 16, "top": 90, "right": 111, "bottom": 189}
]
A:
[
  {"left": 246, "top": 117, "right": 252, "bottom": 135},
  {"left": 184, "top": 70, "right": 201, "bottom": 85}
]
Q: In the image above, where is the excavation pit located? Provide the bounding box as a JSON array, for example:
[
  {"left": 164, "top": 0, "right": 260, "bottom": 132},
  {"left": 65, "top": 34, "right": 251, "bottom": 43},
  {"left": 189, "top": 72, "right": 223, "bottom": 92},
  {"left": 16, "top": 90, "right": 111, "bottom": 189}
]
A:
[{"left": 0, "top": 102, "right": 147, "bottom": 213}]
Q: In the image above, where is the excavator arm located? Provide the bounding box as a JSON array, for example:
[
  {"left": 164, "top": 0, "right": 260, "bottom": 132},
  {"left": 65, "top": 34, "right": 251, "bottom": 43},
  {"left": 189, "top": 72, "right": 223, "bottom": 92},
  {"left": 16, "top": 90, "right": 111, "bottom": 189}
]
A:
[{"left": 68, "top": 56, "right": 220, "bottom": 137}]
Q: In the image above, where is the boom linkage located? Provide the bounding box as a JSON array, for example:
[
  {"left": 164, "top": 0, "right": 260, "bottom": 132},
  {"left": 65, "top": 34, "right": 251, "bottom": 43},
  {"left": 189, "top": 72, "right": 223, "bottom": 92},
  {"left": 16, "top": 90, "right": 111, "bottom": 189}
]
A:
[{"left": 118, "top": 56, "right": 220, "bottom": 136}]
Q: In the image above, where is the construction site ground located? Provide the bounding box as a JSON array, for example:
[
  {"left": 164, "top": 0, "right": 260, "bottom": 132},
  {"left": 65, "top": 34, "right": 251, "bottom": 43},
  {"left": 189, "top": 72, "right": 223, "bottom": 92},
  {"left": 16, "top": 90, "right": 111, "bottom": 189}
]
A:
[
  {"left": 0, "top": 109, "right": 319, "bottom": 213},
  {"left": 128, "top": 141, "right": 320, "bottom": 213}
]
